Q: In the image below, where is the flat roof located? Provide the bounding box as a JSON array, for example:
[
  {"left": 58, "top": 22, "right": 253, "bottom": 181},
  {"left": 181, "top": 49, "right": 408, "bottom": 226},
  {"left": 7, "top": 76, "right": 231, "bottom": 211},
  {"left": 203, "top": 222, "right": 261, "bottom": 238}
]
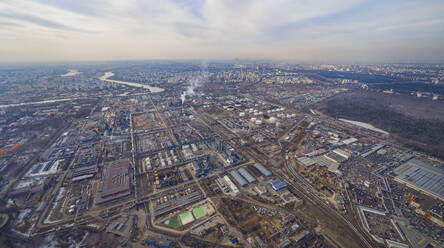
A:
[
  {"left": 313, "top": 155, "right": 339, "bottom": 173},
  {"left": 297, "top": 157, "right": 316, "bottom": 167},
  {"left": 102, "top": 160, "right": 130, "bottom": 196},
  {"left": 96, "top": 160, "right": 131, "bottom": 204},
  {"left": 393, "top": 159, "right": 444, "bottom": 200},
  {"left": 72, "top": 174, "right": 94, "bottom": 182}
]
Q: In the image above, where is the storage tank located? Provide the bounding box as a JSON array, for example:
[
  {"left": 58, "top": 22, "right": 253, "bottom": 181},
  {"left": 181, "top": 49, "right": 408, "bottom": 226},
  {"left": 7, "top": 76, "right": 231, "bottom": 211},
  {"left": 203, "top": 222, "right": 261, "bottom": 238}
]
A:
[{"left": 268, "top": 117, "right": 277, "bottom": 123}]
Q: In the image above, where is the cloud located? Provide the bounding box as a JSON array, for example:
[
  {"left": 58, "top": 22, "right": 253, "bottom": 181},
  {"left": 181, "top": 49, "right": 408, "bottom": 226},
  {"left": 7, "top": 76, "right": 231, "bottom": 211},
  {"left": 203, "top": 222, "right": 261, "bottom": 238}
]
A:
[
  {"left": 0, "top": 12, "right": 83, "bottom": 31},
  {"left": 0, "top": 0, "right": 443, "bottom": 62}
]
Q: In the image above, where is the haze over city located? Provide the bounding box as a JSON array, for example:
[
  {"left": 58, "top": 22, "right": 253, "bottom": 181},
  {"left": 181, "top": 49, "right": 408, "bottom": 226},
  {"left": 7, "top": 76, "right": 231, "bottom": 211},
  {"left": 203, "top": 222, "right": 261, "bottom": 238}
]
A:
[{"left": 1, "top": 0, "right": 444, "bottom": 62}]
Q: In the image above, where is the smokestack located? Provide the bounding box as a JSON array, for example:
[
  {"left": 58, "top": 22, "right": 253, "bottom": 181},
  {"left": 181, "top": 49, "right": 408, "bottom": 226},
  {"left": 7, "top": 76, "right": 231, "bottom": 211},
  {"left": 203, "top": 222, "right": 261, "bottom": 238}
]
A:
[{"left": 181, "top": 99, "right": 185, "bottom": 116}]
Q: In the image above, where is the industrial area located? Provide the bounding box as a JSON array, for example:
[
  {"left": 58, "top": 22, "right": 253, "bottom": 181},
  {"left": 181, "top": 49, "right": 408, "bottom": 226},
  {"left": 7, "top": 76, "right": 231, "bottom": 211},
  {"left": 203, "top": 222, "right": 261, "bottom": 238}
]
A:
[{"left": 0, "top": 62, "right": 443, "bottom": 248}]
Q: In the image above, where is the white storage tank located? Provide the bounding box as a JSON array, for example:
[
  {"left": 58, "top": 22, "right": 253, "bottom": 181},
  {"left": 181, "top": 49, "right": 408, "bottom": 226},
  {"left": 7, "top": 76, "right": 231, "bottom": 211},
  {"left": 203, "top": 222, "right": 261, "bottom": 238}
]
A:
[{"left": 269, "top": 117, "right": 277, "bottom": 123}]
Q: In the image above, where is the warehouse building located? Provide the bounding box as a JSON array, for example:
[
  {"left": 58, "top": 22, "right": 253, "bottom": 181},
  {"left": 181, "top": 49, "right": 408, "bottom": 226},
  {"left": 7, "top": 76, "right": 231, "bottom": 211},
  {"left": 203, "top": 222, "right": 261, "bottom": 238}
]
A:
[
  {"left": 393, "top": 159, "right": 444, "bottom": 201},
  {"left": 96, "top": 160, "right": 131, "bottom": 204},
  {"left": 312, "top": 155, "right": 340, "bottom": 174},
  {"left": 269, "top": 179, "right": 287, "bottom": 191},
  {"left": 253, "top": 163, "right": 272, "bottom": 177},
  {"left": 223, "top": 175, "right": 239, "bottom": 194},
  {"left": 72, "top": 174, "right": 95, "bottom": 182},
  {"left": 230, "top": 170, "right": 247, "bottom": 187},
  {"left": 297, "top": 157, "right": 316, "bottom": 168},
  {"left": 238, "top": 168, "right": 256, "bottom": 183}
]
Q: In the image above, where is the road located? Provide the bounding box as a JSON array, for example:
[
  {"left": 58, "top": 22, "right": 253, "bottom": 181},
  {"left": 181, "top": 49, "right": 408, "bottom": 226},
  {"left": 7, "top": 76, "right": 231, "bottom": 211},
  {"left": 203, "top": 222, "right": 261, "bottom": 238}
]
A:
[
  {"left": 194, "top": 109, "right": 376, "bottom": 248},
  {"left": 282, "top": 159, "right": 376, "bottom": 248},
  {"left": 0, "top": 122, "right": 70, "bottom": 198}
]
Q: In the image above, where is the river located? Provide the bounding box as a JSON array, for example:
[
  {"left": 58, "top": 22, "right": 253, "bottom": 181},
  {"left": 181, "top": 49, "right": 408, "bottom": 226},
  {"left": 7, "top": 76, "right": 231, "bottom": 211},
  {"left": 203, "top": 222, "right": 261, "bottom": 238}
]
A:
[
  {"left": 0, "top": 98, "right": 78, "bottom": 108},
  {"left": 99, "top": 72, "right": 164, "bottom": 93},
  {"left": 61, "top": 69, "right": 82, "bottom": 77}
]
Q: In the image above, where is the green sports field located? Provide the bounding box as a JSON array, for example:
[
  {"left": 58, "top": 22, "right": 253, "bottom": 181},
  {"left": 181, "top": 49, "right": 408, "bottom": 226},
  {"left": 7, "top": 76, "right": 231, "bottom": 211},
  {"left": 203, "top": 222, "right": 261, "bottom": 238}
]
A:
[
  {"left": 165, "top": 216, "right": 180, "bottom": 228},
  {"left": 179, "top": 211, "right": 194, "bottom": 225},
  {"left": 192, "top": 205, "right": 206, "bottom": 219}
]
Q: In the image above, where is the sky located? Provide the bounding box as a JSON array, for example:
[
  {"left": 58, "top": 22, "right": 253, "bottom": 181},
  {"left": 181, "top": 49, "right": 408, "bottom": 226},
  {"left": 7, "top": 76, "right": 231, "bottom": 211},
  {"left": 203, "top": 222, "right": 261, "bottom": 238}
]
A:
[{"left": 0, "top": 0, "right": 444, "bottom": 63}]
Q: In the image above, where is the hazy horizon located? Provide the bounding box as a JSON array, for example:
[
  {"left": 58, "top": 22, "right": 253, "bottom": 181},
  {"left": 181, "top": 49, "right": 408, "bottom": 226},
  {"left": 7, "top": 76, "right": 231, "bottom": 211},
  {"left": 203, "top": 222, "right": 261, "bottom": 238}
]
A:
[{"left": 1, "top": 0, "right": 444, "bottom": 63}]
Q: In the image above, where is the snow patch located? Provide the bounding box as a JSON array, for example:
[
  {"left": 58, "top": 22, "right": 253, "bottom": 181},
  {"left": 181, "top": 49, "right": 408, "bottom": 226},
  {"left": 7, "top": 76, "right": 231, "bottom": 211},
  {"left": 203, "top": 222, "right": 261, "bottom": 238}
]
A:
[{"left": 339, "top": 119, "right": 389, "bottom": 135}]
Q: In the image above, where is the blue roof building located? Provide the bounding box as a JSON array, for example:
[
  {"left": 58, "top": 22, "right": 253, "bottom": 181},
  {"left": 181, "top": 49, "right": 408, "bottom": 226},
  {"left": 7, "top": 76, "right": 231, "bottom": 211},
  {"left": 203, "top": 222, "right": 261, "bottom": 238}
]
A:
[{"left": 269, "top": 179, "right": 287, "bottom": 191}]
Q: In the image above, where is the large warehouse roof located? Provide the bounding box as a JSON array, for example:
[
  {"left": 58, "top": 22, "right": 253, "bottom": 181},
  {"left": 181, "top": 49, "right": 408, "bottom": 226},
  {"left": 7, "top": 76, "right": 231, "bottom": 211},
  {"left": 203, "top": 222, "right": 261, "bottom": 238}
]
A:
[
  {"left": 238, "top": 168, "right": 256, "bottom": 183},
  {"left": 393, "top": 159, "right": 444, "bottom": 201},
  {"left": 96, "top": 160, "right": 131, "bottom": 204},
  {"left": 230, "top": 170, "right": 247, "bottom": 187},
  {"left": 253, "top": 163, "right": 272, "bottom": 177}
]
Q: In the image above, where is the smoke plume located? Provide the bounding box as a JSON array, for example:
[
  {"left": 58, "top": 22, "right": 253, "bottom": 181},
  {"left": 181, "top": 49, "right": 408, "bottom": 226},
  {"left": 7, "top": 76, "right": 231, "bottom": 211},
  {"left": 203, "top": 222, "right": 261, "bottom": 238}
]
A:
[{"left": 181, "top": 62, "right": 207, "bottom": 104}]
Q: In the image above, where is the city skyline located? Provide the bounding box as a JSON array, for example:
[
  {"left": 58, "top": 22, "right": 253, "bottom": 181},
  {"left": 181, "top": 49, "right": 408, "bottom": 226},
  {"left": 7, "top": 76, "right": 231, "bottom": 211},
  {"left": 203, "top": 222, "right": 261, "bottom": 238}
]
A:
[{"left": 1, "top": 0, "right": 444, "bottom": 62}]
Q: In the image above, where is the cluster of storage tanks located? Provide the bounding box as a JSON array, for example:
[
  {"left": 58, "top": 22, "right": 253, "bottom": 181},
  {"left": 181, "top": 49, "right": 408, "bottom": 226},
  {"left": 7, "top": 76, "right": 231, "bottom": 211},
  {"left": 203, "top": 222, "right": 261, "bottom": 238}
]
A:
[
  {"left": 143, "top": 149, "right": 179, "bottom": 172},
  {"left": 237, "top": 106, "right": 296, "bottom": 127},
  {"left": 182, "top": 143, "right": 199, "bottom": 159}
]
